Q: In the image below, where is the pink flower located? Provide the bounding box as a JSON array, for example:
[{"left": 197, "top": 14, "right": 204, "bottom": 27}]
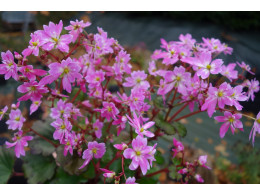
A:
[
  {"left": 85, "top": 70, "right": 105, "bottom": 88},
  {"left": 5, "top": 131, "right": 33, "bottom": 158},
  {"left": 245, "top": 78, "right": 259, "bottom": 101},
  {"left": 195, "top": 174, "right": 204, "bottom": 183},
  {"left": 99, "top": 168, "right": 115, "bottom": 178},
  {"left": 50, "top": 99, "right": 72, "bottom": 119},
  {"left": 40, "top": 58, "right": 82, "bottom": 93},
  {"left": 51, "top": 118, "right": 72, "bottom": 143},
  {"left": 221, "top": 63, "right": 238, "bottom": 81},
  {"left": 40, "top": 20, "right": 72, "bottom": 53},
  {"left": 157, "top": 79, "right": 174, "bottom": 101},
  {"left": 198, "top": 155, "right": 211, "bottom": 169},
  {"left": 0, "top": 106, "right": 8, "bottom": 120},
  {"left": 237, "top": 61, "right": 255, "bottom": 75},
  {"left": 22, "top": 31, "right": 44, "bottom": 57},
  {"left": 172, "top": 138, "right": 184, "bottom": 157},
  {"left": 30, "top": 98, "right": 42, "bottom": 115},
  {"left": 6, "top": 109, "right": 26, "bottom": 130},
  {"left": 178, "top": 33, "right": 196, "bottom": 48},
  {"left": 94, "top": 27, "right": 114, "bottom": 55},
  {"left": 249, "top": 112, "right": 260, "bottom": 146},
  {"left": 123, "top": 135, "right": 156, "bottom": 175},
  {"left": 126, "top": 112, "right": 155, "bottom": 138},
  {"left": 214, "top": 111, "right": 243, "bottom": 138},
  {"left": 93, "top": 119, "right": 103, "bottom": 139},
  {"left": 19, "top": 65, "right": 47, "bottom": 81},
  {"left": 123, "top": 70, "right": 150, "bottom": 90},
  {"left": 17, "top": 81, "right": 48, "bottom": 101},
  {"left": 201, "top": 82, "right": 233, "bottom": 117},
  {"left": 63, "top": 133, "right": 75, "bottom": 156},
  {"left": 229, "top": 85, "right": 248, "bottom": 110},
  {"left": 0, "top": 50, "right": 18, "bottom": 80},
  {"left": 97, "top": 102, "right": 119, "bottom": 121},
  {"left": 178, "top": 168, "right": 188, "bottom": 174},
  {"left": 79, "top": 141, "right": 106, "bottom": 169},
  {"left": 65, "top": 19, "right": 91, "bottom": 42},
  {"left": 112, "top": 116, "right": 127, "bottom": 136},
  {"left": 125, "top": 177, "right": 138, "bottom": 184},
  {"left": 148, "top": 61, "right": 158, "bottom": 76},
  {"left": 114, "top": 142, "right": 128, "bottom": 150},
  {"left": 164, "top": 66, "right": 191, "bottom": 93},
  {"left": 189, "top": 52, "right": 223, "bottom": 79}
]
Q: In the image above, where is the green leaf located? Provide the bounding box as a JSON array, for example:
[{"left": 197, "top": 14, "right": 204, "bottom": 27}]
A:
[
  {"left": 101, "top": 143, "right": 114, "bottom": 163},
  {"left": 49, "top": 167, "right": 87, "bottom": 184},
  {"left": 155, "top": 116, "right": 176, "bottom": 135},
  {"left": 55, "top": 145, "right": 85, "bottom": 175},
  {"left": 168, "top": 165, "right": 182, "bottom": 181},
  {"left": 29, "top": 138, "right": 55, "bottom": 156},
  {"left": 153, "top": 96, "right": 165, "bottom": 110},
  {"left": 23, "top": 154, "right": 56, "bottom": 184},
  {"left": 173, "top": 122, "right": 187, "bottom": 138},
  {"left": 31, "top": 118, "right": 55, "bottom": 140},
  {"left": 155, "top": 151, "right": 165, "bottom": 165},
  {"left": 0, "top": 147, "right": 15, "bottom": 184},
  {"left": 138, "top": 177, "right": 157, "bottom": 184}
]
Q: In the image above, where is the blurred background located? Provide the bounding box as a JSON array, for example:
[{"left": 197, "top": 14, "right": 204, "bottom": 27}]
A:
[{"left": 0, "top": 11, "right": 259, "bottom": 184}]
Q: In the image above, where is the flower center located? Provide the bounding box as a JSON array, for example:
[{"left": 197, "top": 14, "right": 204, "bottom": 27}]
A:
[
  {"left": 176, "top": 76, "right": 181, "bottom": 81},
  {"left": 218, "top": 91, "right": 223, "bottom": 97},
  {"left": 66, "top": 141, "right": 70, "bottom": 146},
  {"left": 206, "top": 64, "right": 211, "bottom": 70},
  {"left": 61, "top": 124, "right": 66, "bottom": 129},
  {"left": 15, "top": 117, "right": 20, "bottom": 121},
  {"left": 52, "top": 37, "right": 59, "bottom": 43},
  {"left": 170, "top": 50, "right": 175, "bottom": 55},
  {"left": 34, "top": 101, "right": 39, "bottom": 105},
  {"left": 107, "top": 107, "right": 112, "bottom": 112},
  {"left": 213, "top": 45, "right": 218, "bottom": 50},
  {"left": 0, "top": 111, "right": 3, "bottom": 115},
  {"left": 228, "top": 117, "right": 234, "bottom": 123},
  {"left": 8, "top": 62, "right": 13, "bottom": 67},
  {"left": 136, "top": 151, "right": 141, "bottom": 156},
  {"left": 257, "top": 118, "right": 260, "bottom": 124},
  {"left": 94, "top": 127, "right": 98, "bottom": 131},
  {"left": 95, "top": 77, "right": 100, "bottom": 81},
  {"left": 92, "top": 148, "right": 97, "bottom": 154},
  {"left": 136, "top": 78, "right": 141, "bottom": 84},
  {"left": 30, "top": 86, "right": 37, "bottom": 91},
  {"left": 63, "top": 67, "right": 70, "bottom": 74},
  {"left": 140, "top": 127, "right": 144, "bottom": 132},
  {"left": 32, "top": 42, "right": 38, "bottom": 46},
  {"left": 73, "top": 25, "right": 80, "bottom": 30},
  {"left": 25, "top": 68, "right": 31, "bottom": 73}
]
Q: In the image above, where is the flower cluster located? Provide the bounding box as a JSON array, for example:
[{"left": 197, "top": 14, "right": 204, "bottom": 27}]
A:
[{"left": 0, "top": 19, "right": 259, "bottom": 184}]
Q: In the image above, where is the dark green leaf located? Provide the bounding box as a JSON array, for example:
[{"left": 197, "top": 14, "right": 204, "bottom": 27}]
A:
[
  {"left": 23, "top": 154, "right": 56, "bottom": 184},
  {"left": 155, "top": 116, "right": 176, "bottom": 135},
  {"left": 49, "top": 167, "right": 87, "bottom": 184},
  {"left": 101, "top": 143, "right": 114, "bottom": 163},
  {"left": 173, "top": 122, "right": 187, "bottom": 138},
  {"left": 55, "top": 145, "right": 85, "bottom": 175},
  {"left": 29, "top": 138, "right": 55, "bottom": 156},
  {"left": 0, "top": 147, "right": 15, "bottom": 184}
]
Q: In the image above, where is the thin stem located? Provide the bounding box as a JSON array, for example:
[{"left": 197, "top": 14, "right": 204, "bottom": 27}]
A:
[
  {"left": 168, "top": 103, "right": 189, "bottom": 122},
  {"left": 71, "top": 88, "right": 82, "bottom": 103},
  {"left": 145, "top": 167, "right": 169, "bottom": 178},
  {"left": 174, "top": 110, "right": 203, "bottom": 121},
  {"left": 30, "top": 128, "right": 59, "bottom": 148}
]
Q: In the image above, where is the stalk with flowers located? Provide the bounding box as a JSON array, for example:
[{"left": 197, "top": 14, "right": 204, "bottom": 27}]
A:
[{"left": 0, "top": 19, "right": 259, "bottom": 184}]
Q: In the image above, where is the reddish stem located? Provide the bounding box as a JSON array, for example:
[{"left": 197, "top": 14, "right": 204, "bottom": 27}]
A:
[
  {"left": 30, "top": 128, "right": 59, "bottom": 148},
  {"left": 145, "top": 167, "right": 169, "bottom": 178},
  {"left": 174, "top": 110, "right": 203, "bottom": 122},
  {"left": 168, "top": 103, "right": 189, "bottom": 122}
]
